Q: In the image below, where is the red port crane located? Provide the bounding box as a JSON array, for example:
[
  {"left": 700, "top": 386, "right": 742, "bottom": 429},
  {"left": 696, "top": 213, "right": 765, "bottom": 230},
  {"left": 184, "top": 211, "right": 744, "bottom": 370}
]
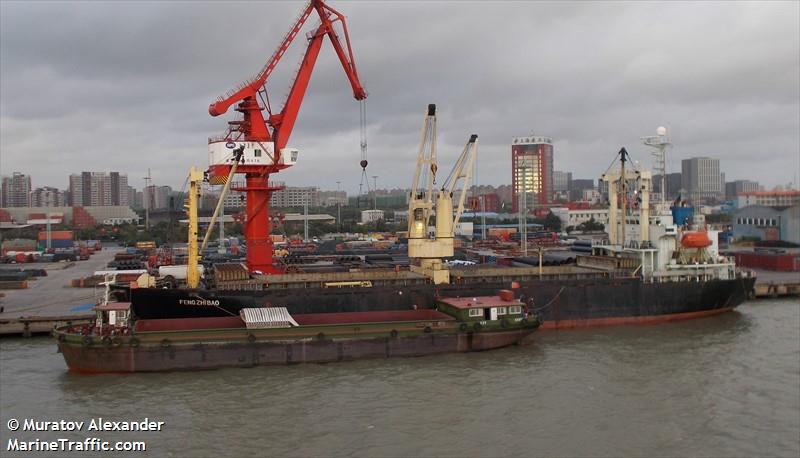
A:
[{"left": 207, "top": 0, "right": 367, "bottom": 273}]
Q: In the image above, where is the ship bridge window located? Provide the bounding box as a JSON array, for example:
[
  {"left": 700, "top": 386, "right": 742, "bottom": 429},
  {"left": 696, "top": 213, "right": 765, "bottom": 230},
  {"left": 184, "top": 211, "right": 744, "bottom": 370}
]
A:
[{"left": 468, "top": 308, "right": 483, "bottom": 318}]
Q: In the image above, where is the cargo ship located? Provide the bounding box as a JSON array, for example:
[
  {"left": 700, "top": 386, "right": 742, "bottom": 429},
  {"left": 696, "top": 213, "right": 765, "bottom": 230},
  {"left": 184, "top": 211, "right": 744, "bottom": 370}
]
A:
[
  {"left": 110, "top": 142, "right": 755, "bottom": 330},
  {"left": 54, "top": 290, "right": 540, "bottom": 373},
  {"left": 52, "top": 113, "right": 755, "bottom": 372}
]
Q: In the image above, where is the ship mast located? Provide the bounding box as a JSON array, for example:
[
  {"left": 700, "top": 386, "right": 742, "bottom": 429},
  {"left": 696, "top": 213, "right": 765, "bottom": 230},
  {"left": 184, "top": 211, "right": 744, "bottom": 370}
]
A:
[
  {"left": 641, "top": 126, "right": 671, "bottom": 210},
  {"left": 620, "top": 148, "right": 627, "bottom": 248}
]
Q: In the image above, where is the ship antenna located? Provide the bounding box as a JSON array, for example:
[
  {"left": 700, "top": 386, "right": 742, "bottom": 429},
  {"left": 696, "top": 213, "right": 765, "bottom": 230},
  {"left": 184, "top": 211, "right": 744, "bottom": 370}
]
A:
[{"left": 619, "top": 148, "right": 627, "bottom": 248}]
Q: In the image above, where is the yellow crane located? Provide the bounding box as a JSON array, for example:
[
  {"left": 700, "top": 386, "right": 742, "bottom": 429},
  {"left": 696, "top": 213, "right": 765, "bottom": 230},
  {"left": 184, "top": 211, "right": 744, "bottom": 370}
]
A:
[
  {"left": 186, "top": 147, "right": 245, "bottom": 289},
  {"left": 185, "top": 167, "right": 204, "bottom": 288},
  {"left": 407, "top": 104, "right": 477, "bottom": 284}
]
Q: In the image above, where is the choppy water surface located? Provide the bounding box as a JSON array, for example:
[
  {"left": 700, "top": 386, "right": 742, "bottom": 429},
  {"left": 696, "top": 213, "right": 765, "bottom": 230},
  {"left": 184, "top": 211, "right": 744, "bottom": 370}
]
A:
[{"left": 2, "top": 300, "right": 798, "bottom": 457}]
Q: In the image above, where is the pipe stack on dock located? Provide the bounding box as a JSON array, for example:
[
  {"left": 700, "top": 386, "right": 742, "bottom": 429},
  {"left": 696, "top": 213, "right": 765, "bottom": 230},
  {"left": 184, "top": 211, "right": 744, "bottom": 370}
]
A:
[{"left": 570, "top": 240, "right": 593, "bottom": 253}]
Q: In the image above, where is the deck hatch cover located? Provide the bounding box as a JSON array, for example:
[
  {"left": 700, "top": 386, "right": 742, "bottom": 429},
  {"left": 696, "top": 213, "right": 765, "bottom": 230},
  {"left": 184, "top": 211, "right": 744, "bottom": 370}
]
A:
[{"left": 240, "top": 307, "right": 300, "bottom": 329}]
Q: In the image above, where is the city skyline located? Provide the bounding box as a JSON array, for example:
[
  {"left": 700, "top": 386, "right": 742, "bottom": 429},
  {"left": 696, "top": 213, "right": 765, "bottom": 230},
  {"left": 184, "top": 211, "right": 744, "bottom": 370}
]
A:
[
  {"left": 1, "top": 2, "right": 797, "bottom": 194},
  {"left": 2, "top": 158, "right": 790, "bottom": 212},
  {"left": 1, "top": 146, "right": 791, "bottom": 202}
]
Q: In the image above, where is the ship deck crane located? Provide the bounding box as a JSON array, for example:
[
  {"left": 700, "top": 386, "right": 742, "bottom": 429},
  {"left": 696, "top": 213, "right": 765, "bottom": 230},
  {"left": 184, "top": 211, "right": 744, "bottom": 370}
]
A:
[
  {"left": 207, "top": 0, "right": 367, "bottom": 273},
  {"left": 408, "top": 104, "right": 478, "bottom": 284}
]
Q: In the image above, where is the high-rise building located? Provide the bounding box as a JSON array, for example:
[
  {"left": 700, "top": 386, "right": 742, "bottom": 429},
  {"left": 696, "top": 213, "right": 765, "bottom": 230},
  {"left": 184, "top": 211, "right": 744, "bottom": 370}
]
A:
[
  {"left": 270, "top": 187, "right": 320, "bottom": 208},
  {"left": 725, "top": 180, "right": 760, "bottom": 200},
  {"left": 653, "top": 173, "right": 683, "bottom": 201},
  {"left": 552, "top": 171, "right": 572, "bottom": 201},
  {"left": 552, "top": 171, "right": 571, "bottom": 192},
  {"left": 69, "top": 172, "right": 129, "bottom": 206},
  {"left": 511, "top": 135, "right": 553, "bottom": 212},
  {"left": 133, "top": 190, "right": 144, "bottom": 209},
  {"left": 109, "top": 172, "right": 129, "bottom": 205},
  {"left": 569, "top": 178, "right": 595, "bottom": 202},
  {"left": 319, "top": 190, "right": 348, "bottom": 207},
  {"left": 681, "top": 157, "right": 722, "bottom": 203},
  {"left": 1, "top": 172, "right": 32, "bottom": 207},
  {"left": 223, "top": 190, "right": 246, "bottom": 209},
  {"left": 126, "top": 186, "right": 140, "bottom": 209},
  {"left": 143, "top": 185, "right": 173, "bottom": 210},
  {"left": 31, "top": 186, "right": 67, "bottom": 207}
]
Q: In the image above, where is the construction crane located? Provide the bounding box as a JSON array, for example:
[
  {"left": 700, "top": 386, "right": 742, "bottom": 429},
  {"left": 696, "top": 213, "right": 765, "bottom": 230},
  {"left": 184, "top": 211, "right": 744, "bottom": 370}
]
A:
[
  {"left": 408, "top": 104, "right": 478, "bottom": 284},
  {"left": 207, "top": 0, "right": 367, "bottom": 273}
]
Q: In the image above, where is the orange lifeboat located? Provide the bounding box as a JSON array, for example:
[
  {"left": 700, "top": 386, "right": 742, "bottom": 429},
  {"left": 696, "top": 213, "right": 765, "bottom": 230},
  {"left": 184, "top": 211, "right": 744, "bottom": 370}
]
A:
[{"left": 681, "top": 231, "right": 712, "bottom": 248}]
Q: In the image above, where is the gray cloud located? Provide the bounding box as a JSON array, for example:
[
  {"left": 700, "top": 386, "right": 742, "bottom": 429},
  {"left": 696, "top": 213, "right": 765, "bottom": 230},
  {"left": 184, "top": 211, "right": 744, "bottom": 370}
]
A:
[{"left": 1, "top": 0, "right": 798, "bottom": 194}]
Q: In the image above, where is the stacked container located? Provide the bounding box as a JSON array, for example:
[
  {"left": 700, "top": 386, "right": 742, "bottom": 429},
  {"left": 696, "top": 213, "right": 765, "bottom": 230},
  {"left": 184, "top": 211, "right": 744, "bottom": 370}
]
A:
[{"left": 38, "top": 231, "right": 75, "bottom": 251}]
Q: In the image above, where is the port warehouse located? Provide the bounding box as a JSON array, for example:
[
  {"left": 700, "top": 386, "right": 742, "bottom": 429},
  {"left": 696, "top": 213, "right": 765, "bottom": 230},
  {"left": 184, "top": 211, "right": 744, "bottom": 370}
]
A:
[
  {"left": 731, "top": 205, "right": 800, "bottom": 244},
  {"left": 0, "top": 206, "right": 139, "bottom": 227}
]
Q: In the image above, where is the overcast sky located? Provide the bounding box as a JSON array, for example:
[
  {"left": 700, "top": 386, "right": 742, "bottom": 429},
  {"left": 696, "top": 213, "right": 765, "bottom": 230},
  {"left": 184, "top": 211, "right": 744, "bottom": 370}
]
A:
[{"left": 1, "top": 0, "right": 798, "bottom": 194}]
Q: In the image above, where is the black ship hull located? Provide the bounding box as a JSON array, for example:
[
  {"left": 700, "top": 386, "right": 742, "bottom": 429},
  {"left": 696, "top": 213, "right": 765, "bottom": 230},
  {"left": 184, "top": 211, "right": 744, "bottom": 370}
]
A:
[{"left": 128, "top": 276, "right": 756, "bottom": 329}]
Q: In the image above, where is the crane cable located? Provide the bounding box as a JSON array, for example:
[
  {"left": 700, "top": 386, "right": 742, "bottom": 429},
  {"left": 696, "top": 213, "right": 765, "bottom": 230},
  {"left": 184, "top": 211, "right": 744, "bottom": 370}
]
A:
[
  {"left": 360, "top": 99, "right": 367, "bottom": 165},
  {"left": 358, "top": 99, "right": 371, "bottom": 206}
]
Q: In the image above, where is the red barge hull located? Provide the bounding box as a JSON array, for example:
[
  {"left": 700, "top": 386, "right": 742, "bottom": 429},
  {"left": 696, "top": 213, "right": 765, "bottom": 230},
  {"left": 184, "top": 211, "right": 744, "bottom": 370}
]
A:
[
  {"left": 55, "top": 307, "right": 539, "bottom": 373},
  {"left": 57, "top": 330, "right": 533, "bottom": 373}
]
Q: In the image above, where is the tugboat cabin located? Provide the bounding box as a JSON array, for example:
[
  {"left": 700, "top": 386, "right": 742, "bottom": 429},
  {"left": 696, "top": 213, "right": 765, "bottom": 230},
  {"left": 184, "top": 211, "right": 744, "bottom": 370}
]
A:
[
  {"left": 437, "top": 293, "right": 527, "bottom": 324},
  {"left": 93, "top": 302, "right": 131, "bottom": 332}
]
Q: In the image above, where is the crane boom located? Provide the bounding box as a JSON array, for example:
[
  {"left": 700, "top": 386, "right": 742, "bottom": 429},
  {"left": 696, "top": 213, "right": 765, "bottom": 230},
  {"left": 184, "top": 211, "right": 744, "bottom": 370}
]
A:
[
  {"left": 408, "top": 104, "right": 438, "bottom": 234},
  {"left": 407, "top": 103, "right": 478, "bottom": 285},
  {"left": 441, "top": 134, "right": 478, "bottom": 229},
  {"left": 208, "top": 0, "right": 366, "bottom": 148}
]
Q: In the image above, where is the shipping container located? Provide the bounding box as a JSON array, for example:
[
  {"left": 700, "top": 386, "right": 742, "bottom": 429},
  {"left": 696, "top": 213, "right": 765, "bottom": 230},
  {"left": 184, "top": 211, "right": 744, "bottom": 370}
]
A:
[
  {"left": 49, "top": 239, "right": 75, "bottom": 248},
  {"left": 2, "top": 239, "right": 37, "bottom": 252},
  {"left": 38, "top": 230, "right": 74, "bottom": 241},
  {"left": 0, "top": 280, "right": 28, "bottom": 290},
  {"left": 735, "top": 252, "right": 800, "bottom": 272}
]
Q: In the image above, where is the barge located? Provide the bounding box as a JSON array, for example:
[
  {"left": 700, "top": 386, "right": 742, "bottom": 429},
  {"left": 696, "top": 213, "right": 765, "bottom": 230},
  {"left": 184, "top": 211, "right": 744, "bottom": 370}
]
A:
[{"left": 54, "top": 293, "right": 539, "bottom": 373}]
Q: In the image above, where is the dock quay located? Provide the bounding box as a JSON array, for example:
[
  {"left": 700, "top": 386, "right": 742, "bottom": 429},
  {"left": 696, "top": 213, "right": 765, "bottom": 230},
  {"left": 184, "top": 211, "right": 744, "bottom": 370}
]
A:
[
  {"left": 752, "top": 269, "right": 800, "bottom": 299},
  {"left": 0, "top": 314, "right": 93, "bottom": 337},
  {"left": 0, "top": 247, "right": 121, "bottom": 337},
  {"left": 754, "top": 282, "right": 799, "bottom": 298}
]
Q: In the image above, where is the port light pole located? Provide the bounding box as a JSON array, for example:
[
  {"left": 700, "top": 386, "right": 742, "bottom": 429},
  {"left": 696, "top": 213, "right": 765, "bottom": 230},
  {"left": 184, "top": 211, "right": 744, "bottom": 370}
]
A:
[
  {"left": 304, "top": 196, "right": 309, "bottom": 242},
  {"left": 143, "top": 169, "right": 152, "bottom": 230},
  {"left": 519, "top": 165, "right": 528, "bottom": 257},
  {"left": 336, "top": 181, "right": 342, "bottom": 233},
  {"left": 372, "top": 175, "right": 378, "bottom": 210}
]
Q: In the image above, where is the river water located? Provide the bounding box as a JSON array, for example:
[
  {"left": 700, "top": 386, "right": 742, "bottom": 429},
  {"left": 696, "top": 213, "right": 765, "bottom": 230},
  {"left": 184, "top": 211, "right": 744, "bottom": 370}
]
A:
[{"left": 1, "top": 299, "right": 798, "bottom": 457}]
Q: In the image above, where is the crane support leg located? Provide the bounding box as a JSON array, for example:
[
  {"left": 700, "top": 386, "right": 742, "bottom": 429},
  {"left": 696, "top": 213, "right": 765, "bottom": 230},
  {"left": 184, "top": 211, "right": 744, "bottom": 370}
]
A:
[{"left": 243, "top": 174, "right": 280, "bottom": 274}]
